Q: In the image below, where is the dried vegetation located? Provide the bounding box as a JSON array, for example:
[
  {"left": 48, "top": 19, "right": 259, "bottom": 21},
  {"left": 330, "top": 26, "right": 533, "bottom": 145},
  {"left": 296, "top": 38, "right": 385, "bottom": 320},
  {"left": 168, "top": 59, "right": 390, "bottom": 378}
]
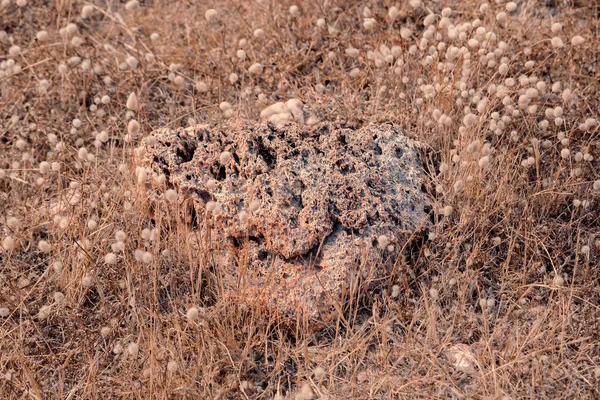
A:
[{"left": 0, "top": 0, "right": 599, "bottom": 398}]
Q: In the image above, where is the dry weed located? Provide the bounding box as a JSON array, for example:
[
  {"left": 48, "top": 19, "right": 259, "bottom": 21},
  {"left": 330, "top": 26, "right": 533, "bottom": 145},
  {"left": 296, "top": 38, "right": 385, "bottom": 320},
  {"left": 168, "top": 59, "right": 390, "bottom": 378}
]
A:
[{"left": 1, "top": 0, "right": 599, "bottom": 398}]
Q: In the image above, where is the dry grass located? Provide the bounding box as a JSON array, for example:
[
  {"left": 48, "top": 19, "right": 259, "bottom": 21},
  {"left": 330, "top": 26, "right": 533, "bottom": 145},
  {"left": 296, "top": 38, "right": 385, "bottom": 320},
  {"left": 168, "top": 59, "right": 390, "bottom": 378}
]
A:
[{"left": 1, "top": 0, "right": 600, "bottom": 398}]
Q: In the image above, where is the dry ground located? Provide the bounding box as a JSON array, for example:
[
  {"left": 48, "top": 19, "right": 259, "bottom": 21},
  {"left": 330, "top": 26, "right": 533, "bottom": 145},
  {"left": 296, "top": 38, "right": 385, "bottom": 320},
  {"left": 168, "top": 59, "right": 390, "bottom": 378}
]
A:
[{"left": 1, "top": 0, "right": 600, "bottom": 398}]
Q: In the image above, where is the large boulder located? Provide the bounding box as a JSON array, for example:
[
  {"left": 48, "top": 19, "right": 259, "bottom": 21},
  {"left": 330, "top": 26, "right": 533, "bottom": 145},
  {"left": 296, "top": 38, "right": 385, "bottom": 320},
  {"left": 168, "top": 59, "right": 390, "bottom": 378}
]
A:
[{"left": 141, "top": 122, "right": 429, "bottom": 329}]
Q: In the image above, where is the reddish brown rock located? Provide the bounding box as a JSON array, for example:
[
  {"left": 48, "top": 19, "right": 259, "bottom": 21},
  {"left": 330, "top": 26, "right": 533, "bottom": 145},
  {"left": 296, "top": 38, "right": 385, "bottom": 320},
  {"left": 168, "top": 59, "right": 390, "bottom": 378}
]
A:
[{"left": 141, "top": 121, "right": 429, "bottom": 329}]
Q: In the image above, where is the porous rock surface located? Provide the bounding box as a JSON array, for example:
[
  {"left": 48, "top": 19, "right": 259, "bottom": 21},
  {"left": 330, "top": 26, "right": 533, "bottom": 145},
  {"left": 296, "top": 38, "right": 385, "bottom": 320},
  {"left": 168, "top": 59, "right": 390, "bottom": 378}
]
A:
[{"left": 142, "top": 122, "right": 429, "bottom": 328}]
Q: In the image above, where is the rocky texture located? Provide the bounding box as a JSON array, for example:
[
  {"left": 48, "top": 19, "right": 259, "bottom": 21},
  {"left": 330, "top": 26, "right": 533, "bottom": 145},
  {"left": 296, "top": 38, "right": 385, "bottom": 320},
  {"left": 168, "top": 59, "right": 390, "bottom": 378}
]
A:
[{"left": 141, "top": 122, "right": 429, "bottom": 329}]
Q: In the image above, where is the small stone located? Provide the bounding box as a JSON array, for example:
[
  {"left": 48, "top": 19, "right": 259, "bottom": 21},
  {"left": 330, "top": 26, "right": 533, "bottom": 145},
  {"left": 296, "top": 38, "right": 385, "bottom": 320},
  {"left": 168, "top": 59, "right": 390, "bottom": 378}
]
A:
[{"left": 446, "top": 344, "right": 477, "bottom": 374}]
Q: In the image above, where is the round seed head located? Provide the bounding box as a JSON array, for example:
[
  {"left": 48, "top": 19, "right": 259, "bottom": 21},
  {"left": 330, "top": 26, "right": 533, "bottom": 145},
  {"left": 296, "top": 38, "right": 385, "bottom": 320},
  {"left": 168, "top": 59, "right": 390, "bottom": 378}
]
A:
[
  {"left": 196, "top": 80, "right": 209, "bottom": 92},
  {"left": 551, "top": 22, "right": 562, "bottom": 33},
  {"left": 423, "top": 13, "right": 435, "bottom": 27},
  {"left": 248, "top": 63, "right": 263, "bottom": 75},
  {"left": 551, "top": 37, "right": 564, "bottom": 48},
  {"left": 125, "top": 0, "right": 139, "bottom": 10},
  {"left": 167, "top": 360, "right": 178, "bottom": 373},
  {"left": 571, "top": 35, "right": 585, "bottom": 46},
  {"left": 36, "top": 30, "right": 49, "bottom": 41},
  {"left": 478, "top": 156, "right": 490, "bottom": 168},
  {"left": 81, "top": 5, "right": 94, "bottom": 18},
  {"left": 38, "top": 240, "right": 51, "bottom": 252},
  {"left": 186, "top": 306, "right": 199, "bottom": 321},
  {"left": 112, "top": 343, "right": 123, "bottom": 354},
  {"left": 2, "top": 236, "right": 15, "bottom": 251},
  {"left": 345, "top": 48, "right": 360, "bottom": 58},
  {"left": 104, "top": 253, "right": 117, "bottom": 265},
  {"left": 391, "top": 284, "right": 401, "bottom": 298},
  {"left": 123, "top": 342, "right": 137, "bottom": 358},
  {"left": 39, "top": 161, "right": 50, "bottom": 174},
  {"left": 206, "top": 201, "right": 216, "bottom": 212},
  {"left": 249, "top": 199, "right": 261, "bottom": 212},
  {"left": 126, "top": 92, "right": 138, "bottom": 111},
  {"left": 127, "top": 120, "right": 140, "bottom": 135},
  {"left": 299, "top": 383, "right": 313, "bottom": 399},
  {"left": 126, "top": 56, "right": 138, "bottom": 69},
  {"left": 205, "top": 9, "right": 218, "bottom": 21},
  {"left": 581, "top": 245, "right": 590, "bottom": 255},
  {"left": 220, "top": 151, "right": 232, "bottom": 164},
  {"left": 553, "top": 274, "right": 564, "bottom": 287},
  {"left": 37, "top": 305, "right": 50, "bottom": 319},
  {"left": 165, "top": 189, "right": 178, "bottom": 203},
  {"left": 142, "top": 252, "right": 153, "bottom": 264},
  {"left": 377, "top": 235, "right": 389, "bottom": 249},
  {"left": 9, "top": 45, "right": 21, "bottom": 56}
]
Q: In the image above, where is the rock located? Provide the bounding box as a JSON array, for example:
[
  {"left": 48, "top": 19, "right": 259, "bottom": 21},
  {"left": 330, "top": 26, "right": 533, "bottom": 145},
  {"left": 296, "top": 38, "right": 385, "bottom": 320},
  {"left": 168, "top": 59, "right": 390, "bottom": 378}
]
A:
[{"left": 141, "top": 122, "right": 429, "bottom": 329}]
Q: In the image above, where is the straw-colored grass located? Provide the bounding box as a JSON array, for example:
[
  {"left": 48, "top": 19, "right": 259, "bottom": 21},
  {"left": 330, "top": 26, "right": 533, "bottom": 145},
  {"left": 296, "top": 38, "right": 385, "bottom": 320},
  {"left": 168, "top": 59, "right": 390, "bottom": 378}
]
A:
[{"left": 1, "top": 0, "right": 599, "bottom": 398}]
